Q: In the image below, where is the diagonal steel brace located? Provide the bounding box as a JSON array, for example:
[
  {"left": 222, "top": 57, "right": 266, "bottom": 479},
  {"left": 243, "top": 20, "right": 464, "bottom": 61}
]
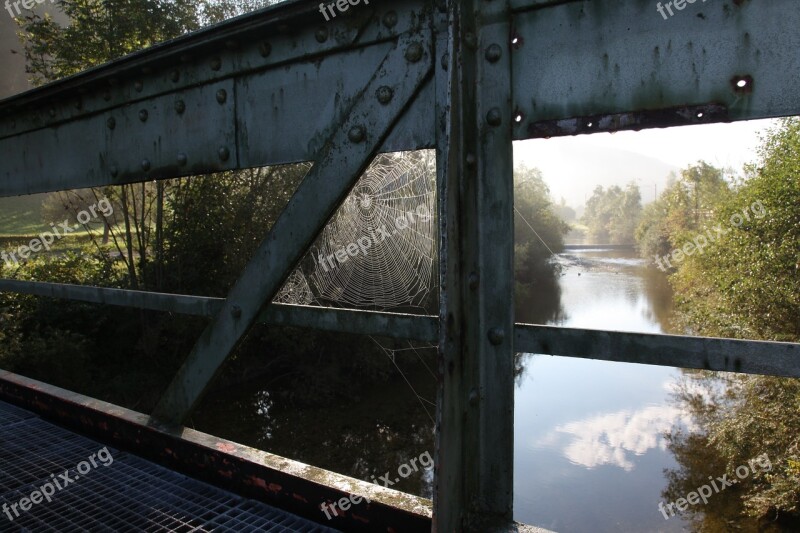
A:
[{"left": 153, "top": 34, "right": 433, "bottom": 425}]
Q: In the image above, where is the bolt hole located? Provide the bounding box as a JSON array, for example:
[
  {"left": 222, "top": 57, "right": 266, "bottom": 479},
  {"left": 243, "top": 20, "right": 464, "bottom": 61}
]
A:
[
  {"left": 696, "top": 111, "right": 704, "bottom": 118},
  {"left": 731, "top": 75, "right": 754, "bottom": 94},
  {"left": 587, "top": 121, "right": 594, "bottom": 128},
  {"left": 514, "top": 113, "right": 523, "bottom": 123}
]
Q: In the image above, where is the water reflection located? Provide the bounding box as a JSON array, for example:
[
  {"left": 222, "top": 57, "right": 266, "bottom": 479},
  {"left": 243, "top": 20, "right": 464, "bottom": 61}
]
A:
[
  {"left": 514, "top": 248, "right": 692, "bottom": 531},
  {"left": 537, "top": 404, "right": 695, "bottom": 471}
]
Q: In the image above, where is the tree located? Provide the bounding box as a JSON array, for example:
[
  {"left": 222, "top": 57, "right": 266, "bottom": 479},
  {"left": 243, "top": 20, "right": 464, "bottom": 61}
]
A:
[
  {"left": 636, "top": 162, "right": 731, "bottom": 264},
  {"left": 513, "top": 164, "right": 569, "bottom": 323},
  {"left": 661, "top": 119, "right": 800, "bottom": 529},
  {"left": 581, "top": 182, "right": 642, "bottom": 244}
]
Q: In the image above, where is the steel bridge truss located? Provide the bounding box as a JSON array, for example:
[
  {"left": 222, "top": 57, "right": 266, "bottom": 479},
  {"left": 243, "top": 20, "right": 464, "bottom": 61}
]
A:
[{"left": 1, "top": 0, "right": 799, "bottom": 530}]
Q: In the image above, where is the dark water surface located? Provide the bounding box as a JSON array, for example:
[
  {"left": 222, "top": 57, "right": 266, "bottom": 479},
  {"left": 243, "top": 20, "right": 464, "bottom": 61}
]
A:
[{"left": 196, "top": 249, "right": 719, "bottom": 532}]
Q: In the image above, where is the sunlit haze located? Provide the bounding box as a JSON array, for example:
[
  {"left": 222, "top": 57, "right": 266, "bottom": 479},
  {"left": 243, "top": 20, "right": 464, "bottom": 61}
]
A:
[{"left": 514, "top": 118, "right": 779, "bottom": 206}]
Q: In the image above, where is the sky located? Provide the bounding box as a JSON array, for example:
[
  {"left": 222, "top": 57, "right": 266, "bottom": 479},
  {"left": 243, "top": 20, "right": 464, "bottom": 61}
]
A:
[{"left": 513, "top": 119, "right": 779, "bottom": 207}]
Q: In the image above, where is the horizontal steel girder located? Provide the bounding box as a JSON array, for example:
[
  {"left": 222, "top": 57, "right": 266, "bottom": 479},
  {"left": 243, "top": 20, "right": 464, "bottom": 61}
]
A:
[
  {"left": 0, "top": 0, "right": 433, "bottom": 196},
  {"left": 1, "top": 0, "right": 800, "bottom": 193},
  {"left": 510, "top": 0, "right": 800, "bottom": 137},
  {"left": 1, "top": 279, "right": 797, "bottom": 378}
]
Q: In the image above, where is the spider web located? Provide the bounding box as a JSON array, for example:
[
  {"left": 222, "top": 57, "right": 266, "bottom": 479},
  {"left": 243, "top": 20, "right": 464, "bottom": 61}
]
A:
[{"left": 305, "top": 151, "right": 436, "bottom": 310}]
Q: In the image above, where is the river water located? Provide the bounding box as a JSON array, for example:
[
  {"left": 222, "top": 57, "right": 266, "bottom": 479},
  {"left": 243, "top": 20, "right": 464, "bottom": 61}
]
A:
[
  {"left": 196, "top": 248, "right": 720, "bottom": 531},
  {"left": 514, "top": 248, "right": 691, "bottom": 532}
]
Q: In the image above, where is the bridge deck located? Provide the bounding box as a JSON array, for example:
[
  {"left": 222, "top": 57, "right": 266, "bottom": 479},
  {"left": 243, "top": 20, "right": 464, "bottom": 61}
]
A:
[{"left": 0, "top": 400, "right": 338, "bottom": 532}]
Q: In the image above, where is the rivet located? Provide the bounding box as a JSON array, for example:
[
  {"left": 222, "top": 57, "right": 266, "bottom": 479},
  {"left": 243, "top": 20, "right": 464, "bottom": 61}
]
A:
[
  {"left": 134, "top": 80, "right": 143, "bottom": 92},
  {"left": 180, "top": 53, "right": 192, "bottom": 63},
  {"left": 230, "top": 305, "right": 242, "bottom": 318},
  {"left": 441, "top": 53, "right": 448, "bottom": 71},
  {"left": 141, "top": 159, "right": 151, "bottom": 172},
  {"left": 138, "top": 109, "right": 148, "bottom": 122},
  {"left": 177, "top": 153, "right": 187, "bottom": 166},
  {"left": 225, "top": 40, "right": 238, "bottom": 50},
  {"left": 348, "top": 125, "right": 366, "bottom": 143},
  {"left": 48, "top": 108, "right": 56, "bottom": 118},
  {"left": 468, "top": 272, "right": 479, "bottom": 290},
  {"left": 486, "top": 108, "right": 502, "bottom": 127},
  {"left": 210, "top": 56, "right": 222, "bottom": 71},
  {"left": 175, "top": 100, "right": 186, "bottom": 114},
  {"left": 141, "top": 66, "right": 152, "bottom": 75},
  {"left": 216, "top": 89, "right": 227, "bottom": 104},
  {"left": 259, "top": 42, "right": 272, "bottom": 57},
  {"left": 376, "top": 86, "right": 394, "bottom": 104},
  {"left": 468, "top": 388, "right": 479, "bottom": 405},
  {"left": 315, "top": 27, "right": 328, "bottom": 43},
  {"left": 466, "top": 153, "right": 476, "bottom": 167},
  {"left": 102, "top": 90, "right": 111, "bottom": 101},
  {"left": 383, "top": 11, "right": 398, "bottom": 28},
  {"left": 488, "top": 328, "right": 505, "bottom": 346},
  {"left": 106, "top": 117, "right": 116, "bottom": 130},
  {"left": 218, "top": 147, "right": 230, "bottom": 161},
  {"left": 485, "top": 43, "right": 502, "bottom": 63},
  {"left": 405, "top": 42, "right": 424, "bottom": 63},
  {"left": 109, "top": 165, "right": 118, "bottom": 177},
  {"left": 170, "top": 70, "right": 180, "bottom": 82},
  {"left": 464, "top": 32, "right": 477, "bottom": 49}
]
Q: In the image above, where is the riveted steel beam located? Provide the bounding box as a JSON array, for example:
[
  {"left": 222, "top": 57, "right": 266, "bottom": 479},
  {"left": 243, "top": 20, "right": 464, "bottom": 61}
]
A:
[
  {"left": 510, "top": 0, "right": 800, "bottom": 138},
  {"left": 152, "top": 34, "right": 433, "bottom": 425},
  {"left": 516, "top": 324, "right": 800, "bottom": 378},
  {"left": 3, "top": 278, "right": 797, "bottom": 379},
  {"left": 0, "top": 0, "right": 434, "bottom": 197},
  {"left": 434, "top": 0, "right": 516, "bottom": 530}
]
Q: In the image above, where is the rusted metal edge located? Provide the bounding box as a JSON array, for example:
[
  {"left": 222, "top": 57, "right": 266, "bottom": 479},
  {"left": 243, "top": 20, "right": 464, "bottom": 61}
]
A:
[
  {"left": 515, "top": 323, "right": 800, "bottom": 378},
  {"left": 524, "top": 104, "right": 729, "bottom": 139},
  {"left": 0, "top": 370, "right": 432, "bottom": 531}
]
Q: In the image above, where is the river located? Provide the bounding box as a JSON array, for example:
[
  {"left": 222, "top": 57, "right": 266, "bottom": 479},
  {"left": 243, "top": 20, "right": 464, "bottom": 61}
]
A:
[{"left": 195, "top": 248, "right": 742, "bottom": 532}]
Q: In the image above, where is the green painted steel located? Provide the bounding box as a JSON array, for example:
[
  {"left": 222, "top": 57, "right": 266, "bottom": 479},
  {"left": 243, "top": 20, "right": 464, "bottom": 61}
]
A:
[
  {"left": 510, "top": 0, "right": 800, "bottom": 138},
  {"left": 0, "top": 279, "right": 439, "bottom": 342},
  {"left": 0, "top": 0, "right": 433, "bottom": 196},
  {"left": 434, "top": 0, "right": 516, "bottom": 529}
]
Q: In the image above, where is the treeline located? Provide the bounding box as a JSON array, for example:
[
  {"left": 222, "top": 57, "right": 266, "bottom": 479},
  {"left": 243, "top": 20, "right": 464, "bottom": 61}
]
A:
[{"left": 634, "top": 119, "right": 800, "bottom": 529}]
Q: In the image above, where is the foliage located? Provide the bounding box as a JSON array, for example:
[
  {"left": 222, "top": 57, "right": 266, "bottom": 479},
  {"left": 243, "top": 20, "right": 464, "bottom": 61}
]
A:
[
  {"left": 581, "top": 182, "right": 642, "bottom": 244},
  {"left": 15, "top": 0, "right": 201, "bottom": 85},
  {"left": 513, "top": 164, "right": 569, "bottom": 323},
  {"left": 662, "top": 119, "right": 800, "bottom": 529},
  {"left": 636, "top": 161, "right": 731, "bottom": 263}
]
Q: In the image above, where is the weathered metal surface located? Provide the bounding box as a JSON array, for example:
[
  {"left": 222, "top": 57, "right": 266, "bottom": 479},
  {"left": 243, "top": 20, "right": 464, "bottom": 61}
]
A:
[
  {"left": 0, "top": 0, "right": 434, "bottom": 197},
  {"left": 257, "top": 303, "right": 439, "bottom": 343},
  {"left": 0, "top": 370, "right": 432, "bottom": 531},
  {"left": 435, "top": 0, "right": 516, "bottom": 529},
  {"left": 4, "top": 278, "right": 798, "bottom": 379},
  {"left": 515, "top": 324, "right": 800, "bottom": 378},
  {"left": 152, "top": 35, "right": 434, "bottom": 425},
  {"left": 0, "top": 279, "right": 439, "bottom": 341},
  {"left": 0, "top": 278, "right": 221, "bottom": 316},
  {"left": 510, "top": 0, "right": 800, "bottom": 139}
]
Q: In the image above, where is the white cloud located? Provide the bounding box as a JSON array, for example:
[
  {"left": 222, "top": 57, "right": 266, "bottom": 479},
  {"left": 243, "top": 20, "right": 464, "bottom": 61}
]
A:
[{"left": 536, "top": 404, "right": 696, "bottom": 471}]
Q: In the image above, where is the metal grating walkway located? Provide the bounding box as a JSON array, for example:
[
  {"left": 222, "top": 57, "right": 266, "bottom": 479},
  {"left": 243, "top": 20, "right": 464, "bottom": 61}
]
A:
[{"left": 0, "top": 401, "right": 340, "bottom": 532}]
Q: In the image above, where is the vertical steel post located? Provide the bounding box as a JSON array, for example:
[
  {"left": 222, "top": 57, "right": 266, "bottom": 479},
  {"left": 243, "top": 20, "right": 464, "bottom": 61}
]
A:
[{"left": 435, "top": 0, "right": 515, "bottom": 530}]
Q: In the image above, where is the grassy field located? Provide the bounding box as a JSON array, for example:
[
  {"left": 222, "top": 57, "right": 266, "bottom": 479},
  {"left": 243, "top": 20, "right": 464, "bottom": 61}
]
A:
[{"left": 0, "top": 194, "right": 47, "bottom": 237}]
